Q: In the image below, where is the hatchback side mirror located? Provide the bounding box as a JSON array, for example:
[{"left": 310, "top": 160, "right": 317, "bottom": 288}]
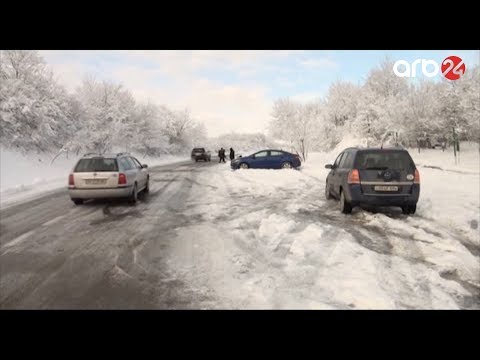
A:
[
  {"left": 325, "top": 164, "right": 333, "bottom": 169},
  {"left": 142, "top": 164, "right": 148, "bottom": 168}
]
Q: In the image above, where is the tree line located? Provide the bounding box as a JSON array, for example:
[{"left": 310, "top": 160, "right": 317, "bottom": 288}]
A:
[
  {"left": 269, "top": 59, "right": 480, "bottom": 161},
  {"left": 0, "top": 50, "right": 207, "bottom": 159}
]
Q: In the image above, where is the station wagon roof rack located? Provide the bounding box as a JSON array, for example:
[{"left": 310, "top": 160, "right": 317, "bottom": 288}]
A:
[
  {"left": 83, "top": 152, "right": 101, "bottom": 157},
  {"left": 380, "top": 144, "right": 405, "bottom": 149},
  {"left": 116, "top": 152, "right": 130, "bottom": 157}
]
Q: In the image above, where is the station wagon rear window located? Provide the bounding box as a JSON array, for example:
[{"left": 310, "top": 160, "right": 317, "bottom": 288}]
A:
[
  {"left": 74, "top": 158, "right": 118, "bottom": 172},
  {"left": 355, "top": 151, "right": 415, "bottom": 171}
]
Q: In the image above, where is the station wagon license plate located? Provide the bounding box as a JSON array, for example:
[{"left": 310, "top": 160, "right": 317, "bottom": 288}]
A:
[
  {"left": 374, "top": 185, "right": 398, "bottom": 191},
  {"left": 86, "top": 179, "right": 106, "bottom": 185}
]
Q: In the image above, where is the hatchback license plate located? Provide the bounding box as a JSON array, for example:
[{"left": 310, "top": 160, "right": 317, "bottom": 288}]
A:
[
  {"left": 374, "top": 185, "right": 398, "bottom": 191},
  {"left": 86, "top": 179, "right": 106, "bottom": 185}
]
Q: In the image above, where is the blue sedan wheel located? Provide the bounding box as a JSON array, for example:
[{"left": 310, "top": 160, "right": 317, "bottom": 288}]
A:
[
  {"left": 239, "top": 163, "right": 249, "bottom": 169},
  {"left": 281, "top": 161, "right": 292, "bottom": 169}
]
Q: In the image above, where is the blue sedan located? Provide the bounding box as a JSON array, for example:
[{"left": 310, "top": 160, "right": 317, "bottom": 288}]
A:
[{"left": 230, "top": 150, "right": 301, "bottom": 170}]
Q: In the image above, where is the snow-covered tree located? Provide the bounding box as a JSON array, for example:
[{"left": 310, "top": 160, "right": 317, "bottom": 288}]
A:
[
  {"left": 325, "top": 81, "right": 359, "bottom": 127},
  {"left": 73, "top": 76, "right": 136, "bottom": 154},
  {"left": 0, "top": 50, "right": 74, "bottom": 154},
  {"left": 1, "top": 51, "right": 210, "bottom": 157},
  {"left": 269, "top": 98, "right": 322, "bottom": 161}
]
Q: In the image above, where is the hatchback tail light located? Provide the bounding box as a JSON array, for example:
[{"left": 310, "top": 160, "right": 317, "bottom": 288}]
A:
[
  {"left": 347, "top": 169, "right": 360, "bottom": 184},
  {"left": 414, "top": 169, "right": 420, "bottom": 184},
  {"left": 118, "top": 173, "right": 127, "bottom": 185},
  {"left": 68, "top": 174, "right": 74, "bottom": 186}
]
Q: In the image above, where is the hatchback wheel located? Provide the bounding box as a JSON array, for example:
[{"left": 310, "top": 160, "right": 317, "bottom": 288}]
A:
[
  {"left": 239, "top": 163, "right": 249, "bottom": 169},
  {"left": 340, "top": 191, "right": 352, "bottom": 214},
  {"left": 281, "top": 161, "right": 292, "bottom": 169},
  {"left": 402, "top": 204, "right": 416, "bottom": 215},
  {"left": 144, "top": 177, "right": 150, "bottom": 194},
  {"left": 72, "top": 199, "right": 83, "bottom": 205}
]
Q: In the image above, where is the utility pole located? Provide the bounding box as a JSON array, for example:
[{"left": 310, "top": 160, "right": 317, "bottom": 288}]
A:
[
  {"left": 366, "top": 115, "right": 370, "bottom": 147},
  {"left": 453, "top": 127, "right": 457, "bottom": 165}
]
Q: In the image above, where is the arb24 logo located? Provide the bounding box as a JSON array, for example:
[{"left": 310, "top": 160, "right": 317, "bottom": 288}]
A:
[{"left": 393, "top": 56, "right": 466, "bottom": 80}]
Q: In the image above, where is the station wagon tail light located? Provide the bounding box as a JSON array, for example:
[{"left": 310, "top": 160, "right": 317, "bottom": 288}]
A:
[
  {"left": 414, "top": 169, "right": 420, "bottom": 184},
  {"left": 118, "top": 173, "right": 127, "bottom": 185},
  {"left": 68, "top": 174, "right": 74, "bottom": 186},
  {"left": 347, "top": 169, "right": 360, "bottom": 184}
]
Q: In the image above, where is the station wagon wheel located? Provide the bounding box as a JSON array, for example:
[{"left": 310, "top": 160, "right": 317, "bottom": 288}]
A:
[
  {"left": 325, "top": 182, "right": 333, "bottom": 200},
  {"left": 239, "top": 163, "right": 249, "bottom": 169},
  {"left": 281, "top": 161, "right": 292, "bottom": 169},
  {"left": 129, "top": 183, "right": 138, "bottom": 204},
  {"left": 144, "top": 177, "right": 150, "bottom": 193},
  {"left": 340, "top": 191, "right": 352, "bottom": 214}
]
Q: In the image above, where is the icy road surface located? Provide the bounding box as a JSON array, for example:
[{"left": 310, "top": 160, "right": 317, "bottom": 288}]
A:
[{"left": 1, "top": 159, "right": 479, "bottom": 309}]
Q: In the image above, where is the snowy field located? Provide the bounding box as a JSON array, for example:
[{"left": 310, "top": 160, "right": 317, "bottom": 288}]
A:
[{"left": 0, "top": 148, "right": 187, "bottom": 208}]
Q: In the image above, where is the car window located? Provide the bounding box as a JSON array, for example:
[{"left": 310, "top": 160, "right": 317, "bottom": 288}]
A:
[
  {"left": 270, "top": 151, "right": 283, "bottom": 156},
  {"left": 343, "top": 152, "right": 354, "bottom": 168},
  {"left": 339, "top": 152, "right": 352, "bottom": 169},
  {"left": 74, "top": 158, "right": 118, "bottom": 172},
  {"left": 355, "top": 151, "right": 415, "bottom": 170},
  {"left": 125, "top": 157, "right": 138, "bottom": 170},
  {"left": 333, "top": 153, "right": 344, "bottom": 167},
  {"left": 119, "top": 157, "right": 132, "bottom": 171},
  {"left": 130, "top": 157, "right": 143, "bottom": 169},
  {"left": 254, "top": 151, "right": 269, "bottom": 158}
]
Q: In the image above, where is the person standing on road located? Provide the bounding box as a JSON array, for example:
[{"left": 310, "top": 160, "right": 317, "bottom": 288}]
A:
[
  {"left": 220, "top": 148, "right": 226, "bottom": 163},
  {"left": 218, "top": 148, "right": 226, "bottom": 163},
  {"left": 229, "top": 148, "right": 235, "bottom": 161}
]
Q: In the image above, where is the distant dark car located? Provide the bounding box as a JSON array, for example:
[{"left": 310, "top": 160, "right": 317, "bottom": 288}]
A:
[
  {"left": 325, "top": 147, "right": 420, "bottom": 215},
  {"left": 230, "top": 150, "right": 301, "bottom": 170},
  {"left": 191, "top": 148, "right": 211, "bottom": 162}
]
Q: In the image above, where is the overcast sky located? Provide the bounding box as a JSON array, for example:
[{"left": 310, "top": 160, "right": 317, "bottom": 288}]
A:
[{"left": 40, "top": 50, "right": 480, "bottom": 137}]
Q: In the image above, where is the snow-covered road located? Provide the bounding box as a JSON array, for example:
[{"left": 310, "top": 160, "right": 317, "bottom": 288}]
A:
[
  {"left": 175, "top": 157, "right": 479, "bottom": 309},
  {"left": 1, "top": 154, "right": 479, "bottom": 309}
]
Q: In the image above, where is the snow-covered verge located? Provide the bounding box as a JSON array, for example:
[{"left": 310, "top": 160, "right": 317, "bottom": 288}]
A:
[
  {"left": 0, "top": 147, "right": 187, "bottom": 208},
  {"left": 171, "top": 144, "right": 479, "bottom": 309}
]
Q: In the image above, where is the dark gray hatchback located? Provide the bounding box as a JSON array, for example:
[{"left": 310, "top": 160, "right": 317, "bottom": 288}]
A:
[{"left": 325, "top": 147, "right": 420, "bottom": 214}]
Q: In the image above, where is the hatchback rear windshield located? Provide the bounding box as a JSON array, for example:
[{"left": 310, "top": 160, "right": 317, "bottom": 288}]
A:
[
  {"left": 355, "top": 151, "right": 415, "bottom": 170},
  {"left": 74, "top": 158, "right": 118, "bottom": 172},
  {"left": 192, "top": 148, "right": 205, "bottom": 152}
]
